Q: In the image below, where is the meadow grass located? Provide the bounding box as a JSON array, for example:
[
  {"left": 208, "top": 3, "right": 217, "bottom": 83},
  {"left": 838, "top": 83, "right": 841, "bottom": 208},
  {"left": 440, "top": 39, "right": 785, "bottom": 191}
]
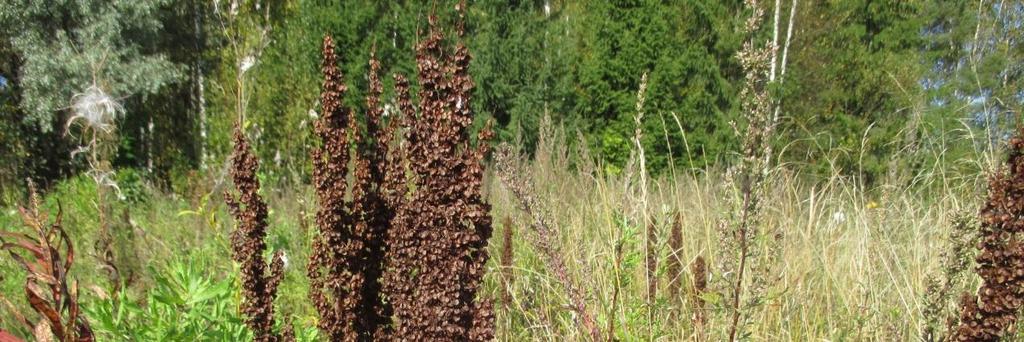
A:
[{"left": 0, "top": 125, "right": 1004, "bottom": 340}]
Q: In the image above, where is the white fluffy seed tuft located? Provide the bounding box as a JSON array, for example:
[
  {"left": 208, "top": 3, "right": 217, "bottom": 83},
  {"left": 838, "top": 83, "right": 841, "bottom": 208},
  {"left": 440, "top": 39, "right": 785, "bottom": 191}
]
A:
[{"left": 69, "top": 85, "right": 123, "bottom": 133}]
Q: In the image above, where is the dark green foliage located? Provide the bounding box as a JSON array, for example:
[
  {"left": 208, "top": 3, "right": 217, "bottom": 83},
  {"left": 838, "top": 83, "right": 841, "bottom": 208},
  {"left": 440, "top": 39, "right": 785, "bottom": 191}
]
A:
[
  {"left": 225, "top": 0, "right": 444, "bottom": 182},
  {"left": 235, "top": 0, "right": 743, "bottom": 175},
  {"left": 0, "top": 0, "right": 1019, "bottom": 192},
  {"left": 917, "top": 0, "right": 1024, "bottom": 178},
  {"left": 575, "top": 0, "right": 742, "bottom": 171},
  {"left": 470, "top": 0, "right": 579, "bottom": 152},
  {"left": 779, "top": 1, "right": 926, "bottom": 182}
]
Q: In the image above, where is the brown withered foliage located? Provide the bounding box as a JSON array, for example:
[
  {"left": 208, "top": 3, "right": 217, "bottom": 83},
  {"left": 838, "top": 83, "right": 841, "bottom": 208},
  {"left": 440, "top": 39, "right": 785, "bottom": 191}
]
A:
[
  {"left": 0, "top": 183, "right": 94, "bottom": 342},
  {"left": 690, "top": 256, "right": 708, "bottom": 340},
  {"left": 307, "top": 35, "right": 391, "bottom": 341},
  {"left": 381, "top": 15, "right": 496, "bottom": 341},
  {"left": 949, "top": 129, "right": 1024, "bottom": 341},
  {"left": 354, "top": 47, "right": 395, "bottom": 339},
  {"left": 667, "top": 213, "right": 684, "bottom": 306},
  {"left": 306, "top": 11, "right": 495, "bottom": 340},
  {"left": 224, "top": 126, "right": 291, "bottom": 342},
  {"left": 500, "top": 216, "right": 515, "bottom": 308}
]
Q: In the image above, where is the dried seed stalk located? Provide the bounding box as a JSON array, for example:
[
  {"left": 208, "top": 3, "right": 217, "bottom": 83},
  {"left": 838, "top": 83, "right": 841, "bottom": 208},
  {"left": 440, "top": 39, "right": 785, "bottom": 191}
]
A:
[
  {"left": 307, "top": 10, "right": 494, "bottom": 340},
  {"left": 382, "top": 15, "right": 495, "bottom": 341},
  {"left": 667, "top": 213, "right": 684, "bottom": 306},
  {"left": 500, "top": 216, "right": 515, "bottom": 308},
  {"left": 224, "top": 126, "right": 291, "bottom": 342},
  {"left": 725, "top": 0, "right": 779, "bottom": 340},
  {"left": 0, "top": 183, "right": 94, "bottom": 342},
  {"left": 307, "top": 35, "right": 355, "bottom": 341},
  {"left": 690, "top": 256, "right": 708, "bottom": 340},
  {"left": 307, "top": 35, "right": 393, "bottom": 341},
  {"left": 950, "top": 130, "right": 1024, "bottom": 341},
  {"left": 495, "top": 145, "right": 601, "bottom": 341}
]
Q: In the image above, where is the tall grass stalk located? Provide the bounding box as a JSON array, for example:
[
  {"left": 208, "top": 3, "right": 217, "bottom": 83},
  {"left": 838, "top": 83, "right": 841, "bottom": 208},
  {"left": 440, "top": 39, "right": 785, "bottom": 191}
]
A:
[{"left": 495, "top": 145, "right": 602, "bottom": 341}]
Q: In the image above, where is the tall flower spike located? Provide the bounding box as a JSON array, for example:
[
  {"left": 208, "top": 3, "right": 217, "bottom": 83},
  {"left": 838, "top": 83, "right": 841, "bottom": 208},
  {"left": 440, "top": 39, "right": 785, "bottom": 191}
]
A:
[
  {"left": 307, "top": 35, "right": 363, "bottom": 341},
  {"left": 382, "top": 17, "right": 495, "bottom": 341},
  {"left": 224, "top": 125, "right": 290, "bottom": 342},
  {"left": 308, "top": 37, "right": 396, "bottom": 341},
  {"left": 351, "top": 46, "right": 392, "bottom": 338},
  {"left": 951, "top": 128, "right": 1024, "bottom": 340}
]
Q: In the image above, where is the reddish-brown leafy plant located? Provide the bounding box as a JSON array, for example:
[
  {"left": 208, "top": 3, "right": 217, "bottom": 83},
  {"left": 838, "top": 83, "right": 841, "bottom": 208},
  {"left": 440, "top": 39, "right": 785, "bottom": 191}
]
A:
[
  {"left": 0, "top": 184, "right": 94, "bottom": 342},
  {"left": 224, "top": 126, "right": 292, "bottom": 342},
  {"left": 950, "top": 129, "right": 1024, "bottom": 341}
]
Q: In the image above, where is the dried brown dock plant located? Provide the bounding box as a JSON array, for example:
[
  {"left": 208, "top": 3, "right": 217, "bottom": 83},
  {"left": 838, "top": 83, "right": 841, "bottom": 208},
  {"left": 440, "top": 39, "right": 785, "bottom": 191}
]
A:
[
  {"left": 0, "top": 183, "right": 94, "bottom": 342},
  {"left": 307, "top": 35, "right": 393, "bottom": 341},
  {"left": 307, "top": 9, "right": 495, "bottom": 340},
  {"left": 495, "top": 145, "right": 601, "bottom": 341},
  {"left": 690, "top": 256, "right": 708, "bottom": 341},
  {"left": 354, "top": 47, "right": 394, "bottom": 339},
  {"left": 381, "top": 13, "right": 495, "bottom": 341},
  {"left": 224, "top": 126, "right": 291, "bottom": 342},
  {"left": 667, "top": 213, "right": 684, "bottom": 307},
  {"left": 646, "top": 219, "right": 658, "bottom": 308},
  {"left": 950, "top": 130, "right": 1024, "bottom": 341},
  {"left": 500, "top": 216, "right": 516, "bottom": 308}
]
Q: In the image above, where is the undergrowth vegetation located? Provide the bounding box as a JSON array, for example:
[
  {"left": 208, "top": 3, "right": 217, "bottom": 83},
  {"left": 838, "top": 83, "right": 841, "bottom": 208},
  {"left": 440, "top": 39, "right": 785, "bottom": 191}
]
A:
[
  {"left": 2, "top": 2, "right": 1022, "bottom": 342},
  {"left": 0, "top": 116, "right": 1013, "bottom": 341}
]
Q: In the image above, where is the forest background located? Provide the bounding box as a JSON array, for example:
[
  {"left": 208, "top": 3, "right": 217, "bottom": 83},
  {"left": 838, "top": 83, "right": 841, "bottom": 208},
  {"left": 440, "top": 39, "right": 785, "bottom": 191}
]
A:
[{"left": 1, "top": 0, "right": 1018, "bottom": 196}]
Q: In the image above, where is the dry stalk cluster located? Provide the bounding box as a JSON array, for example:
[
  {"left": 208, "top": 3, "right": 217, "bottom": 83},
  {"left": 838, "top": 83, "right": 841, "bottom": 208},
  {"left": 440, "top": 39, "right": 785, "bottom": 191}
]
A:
[
  {"left": 664, "top": 212, "right": 708, "bottom": 338},
  {"left": 0, "top": 183, "right": 94, "bottom": 342},
  {"left": 224, "top": 127, "right": 293, "bottom": 342},
  {"left": 667, "top": 212, "right": 685, "bottom": 309},
  {"left": 950, "top": 130, "right": 1024, "bottom": 341},
  {"left": 382, "top": 16, "right": 495, "bottom": 340},
  {"left": 716, "top": 0, "right": 785, "bottom": 340},
  {"left": 306, "top": 12, "right": 495, "bottom": 341},
  {"left": 306, "top": 35, "right": 388, "bottom": 341}
]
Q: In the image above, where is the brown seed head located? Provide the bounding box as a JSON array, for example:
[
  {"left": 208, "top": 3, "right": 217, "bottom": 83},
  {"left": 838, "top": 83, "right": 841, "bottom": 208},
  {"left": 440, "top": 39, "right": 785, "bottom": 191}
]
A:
[
  {"left": 224, "top": 126, "right": 291, "bottom": 342},
  {"left": 951, "top": 131, "right": 1024, "bottom": 341}
]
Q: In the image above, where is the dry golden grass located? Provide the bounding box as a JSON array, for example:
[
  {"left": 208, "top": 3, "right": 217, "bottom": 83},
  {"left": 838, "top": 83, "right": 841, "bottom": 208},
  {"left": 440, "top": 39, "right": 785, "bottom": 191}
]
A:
[{"left": 485, "top": 120, "right": 992, "bottom": 341}]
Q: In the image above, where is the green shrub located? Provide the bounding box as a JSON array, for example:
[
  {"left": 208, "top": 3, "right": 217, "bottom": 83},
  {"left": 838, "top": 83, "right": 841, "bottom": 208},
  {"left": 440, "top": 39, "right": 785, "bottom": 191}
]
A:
[{"left": 86, "top": 260, "right": 317, "bottom": 341}]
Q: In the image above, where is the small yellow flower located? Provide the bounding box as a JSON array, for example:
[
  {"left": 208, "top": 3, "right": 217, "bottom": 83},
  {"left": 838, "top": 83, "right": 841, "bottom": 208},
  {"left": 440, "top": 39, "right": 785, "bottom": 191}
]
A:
[{"left": 866, "top": 200, "right": 879, "bottom": 209}]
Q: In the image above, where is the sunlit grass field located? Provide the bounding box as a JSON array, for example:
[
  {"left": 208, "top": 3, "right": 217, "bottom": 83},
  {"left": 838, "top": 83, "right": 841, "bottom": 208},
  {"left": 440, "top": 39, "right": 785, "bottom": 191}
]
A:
[{"left": 0, "top": 125, "right": 1007, "bottom": 340}]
